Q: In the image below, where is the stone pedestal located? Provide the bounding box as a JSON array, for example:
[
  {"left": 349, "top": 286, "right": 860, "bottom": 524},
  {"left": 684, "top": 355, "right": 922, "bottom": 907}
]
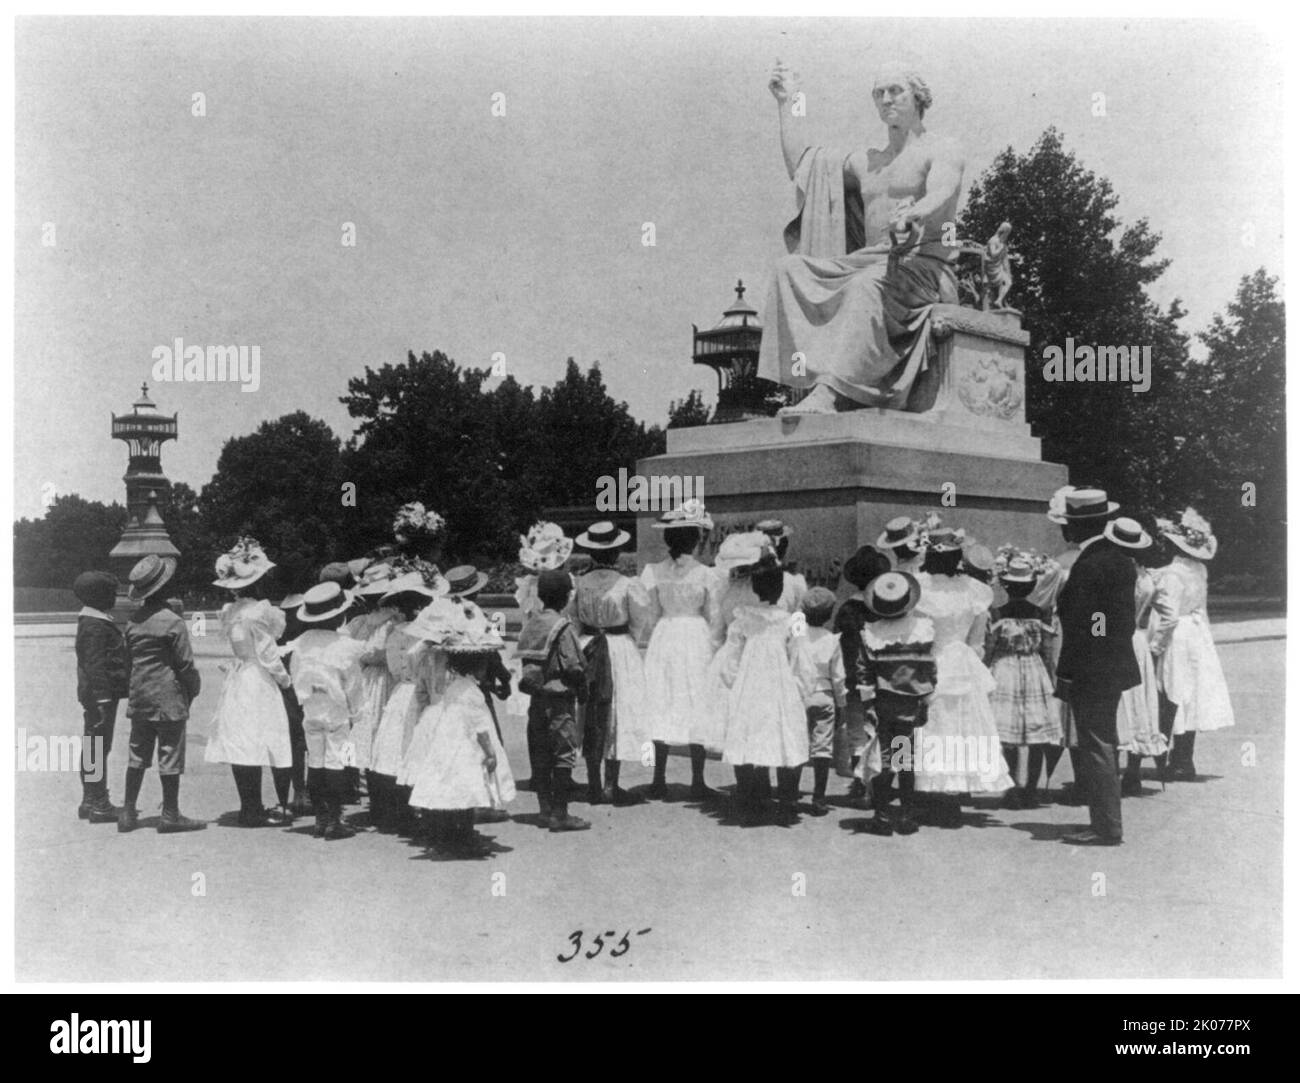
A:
[{"left": 636, "top": 306, "right": 1067, "bottom": 587}]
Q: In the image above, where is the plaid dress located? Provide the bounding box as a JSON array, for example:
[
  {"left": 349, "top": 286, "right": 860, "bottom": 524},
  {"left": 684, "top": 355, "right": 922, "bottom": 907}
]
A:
[{"left": 986, "top": 605, "right": 1061, "bottom": 746}]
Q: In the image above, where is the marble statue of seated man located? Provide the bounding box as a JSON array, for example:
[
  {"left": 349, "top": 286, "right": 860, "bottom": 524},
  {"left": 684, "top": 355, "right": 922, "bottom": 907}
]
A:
[{"left": 757, "top": 62, "right": 965, "bottom": 416}]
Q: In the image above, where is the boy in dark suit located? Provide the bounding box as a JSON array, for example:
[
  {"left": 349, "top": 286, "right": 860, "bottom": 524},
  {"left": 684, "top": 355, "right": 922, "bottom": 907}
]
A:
[
  {"left": 1054, "top": 489, "right": 1146, "bottom": 846},
  {"left": 73, "top": 571, "right": 130, "bottom": 822}
]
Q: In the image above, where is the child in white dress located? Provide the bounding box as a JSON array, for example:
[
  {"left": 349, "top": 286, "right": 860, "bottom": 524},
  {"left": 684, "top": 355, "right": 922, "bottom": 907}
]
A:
[
  {"left": 367, "top": 571, "right": 444, "bottom": 832},
  {"left": 289, "top": 582, "right": 370, "bottom": 840},
  {"left": 205, "top": 538, "right": 295, "bottom": 827},
  {"left": 1149, "top": 508, "right": 1235, "bottom": 780},
  {"left": 715, "top": 564, "right": 816, "bottom": 824},
  {"left": 641, "top": 499, "right": 724, "bottom": 800},
  {"left": 404, "top": 599, "right": 516, "bottom": 856},
  {"left": 913, "top": 527, "right": 1014, "bottom": 816}
]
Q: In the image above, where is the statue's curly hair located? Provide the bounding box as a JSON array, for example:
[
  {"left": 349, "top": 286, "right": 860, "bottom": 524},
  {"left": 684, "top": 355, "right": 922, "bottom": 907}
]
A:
[{"left": 874, "top": 69, "right": 933, "bottom": 117}]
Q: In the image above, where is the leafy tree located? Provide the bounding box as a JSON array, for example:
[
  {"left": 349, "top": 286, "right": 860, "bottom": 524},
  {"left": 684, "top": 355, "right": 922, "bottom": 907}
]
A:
[
  {"left": 198, "top": 411, "right": 345, "bottom": 592},
  {"left": 340, "top": 352, "right": 665, "bottom": 563},
  {"left": 958, "top": 128, "right": 1191, "bottom": 514},
  {"left": 667, "top": 388, "right": 713, "bottom": 428},
  {"left": 13, "top": 494, "right": 127, "bottom": 588},
  {"left": 1168, "top": 270, "right": 1285, "bottom": 584}
]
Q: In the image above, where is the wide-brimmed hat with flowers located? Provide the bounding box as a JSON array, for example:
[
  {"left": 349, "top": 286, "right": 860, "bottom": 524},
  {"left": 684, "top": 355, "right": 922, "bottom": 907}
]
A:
[
  {"left": 993, "top": 544, "right": 1053, "bottom": 582},
  {"left": 213, "top": 536, "right": 276, "bottom": 590},
  {"left": 1157, "top": 507, "right": 1216, "bottom": 560},
  {"left": 355, "top": 561, "right": 399, "bottom": 596},
  {"left": 405, "top": 596, "right": 504, "bottom": 654},
  {"left": 714, "top": 531, "right": 777, "bottom": 573},
  {"left": 392, "top": 502, "right": 447, "bottom": 546},
  {"left": 651, "top": 497, "right": 713, "bottom": 532},
  {"left": 379, "top": 570, "right": 448, "bottom": 607},
  {"left": 519, "top": 520, "right": 574, "bottom": 569},
  {"left": 917, "top": 513, "right": 966, "bottom": 552}
]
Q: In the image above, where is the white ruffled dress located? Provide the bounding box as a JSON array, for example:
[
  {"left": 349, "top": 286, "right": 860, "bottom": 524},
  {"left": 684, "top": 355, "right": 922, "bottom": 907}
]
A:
[
  {"left": 205, "top": 599, "right": 293, "bottom": 768},
  {"left": 640, "top": 555, "right": 724, "bottom": 749},
  {"left": 713, "top": 605, "right": 815, "bottom": 768},
  {"left": 407, "top": 674, "right": 517, "bottom": 811},
  {"left": 913, "top": 574, "right": 1013, "bottom": 794},
  {"left": 1149, "top": 555, "right": 1235, "bottom": 734},
  {"left": 343, "top": 608, "right": 401, "bottom": 772}
]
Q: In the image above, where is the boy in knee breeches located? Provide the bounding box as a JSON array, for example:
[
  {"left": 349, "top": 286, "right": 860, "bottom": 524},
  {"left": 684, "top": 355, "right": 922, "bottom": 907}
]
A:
[{"left": 518, "top": 569, "right": 589, "bottom": 832}]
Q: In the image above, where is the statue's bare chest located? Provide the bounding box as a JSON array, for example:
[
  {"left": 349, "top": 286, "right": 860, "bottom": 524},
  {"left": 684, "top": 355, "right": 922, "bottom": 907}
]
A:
[{"left": 853, "top": 146, "right": 930, "bottom": 205}]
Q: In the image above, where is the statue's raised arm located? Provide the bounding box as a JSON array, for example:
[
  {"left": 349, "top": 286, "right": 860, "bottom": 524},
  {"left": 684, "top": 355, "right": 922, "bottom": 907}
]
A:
[{"left": 757, "top": 65, "right": 965, "bottom": 416}]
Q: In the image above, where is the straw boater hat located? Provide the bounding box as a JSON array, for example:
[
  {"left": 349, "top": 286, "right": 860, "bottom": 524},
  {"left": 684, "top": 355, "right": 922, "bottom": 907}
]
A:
[
  {"left": 1056, "top": 487, "right": 1119, "bottom": 520},
  {"left": 129, "top": 554, "right": 178, "bottom": 602},
  {"left": 999, "top": 555, "right": 1037, "bottom": 584},
  {"left": 213, "top": 537, "right": 276, "bottom": 590},
  {"left": 277, "top": 593, "right": 305, "bottom": 611},
  {"left": 297, "top": 581, "right": 355, "bottom": 623},
  {"left": 519, "top": 521, "right": 574, "bottom": 570},
  {"left": 651, "top": 498, "right": 713, "bottom": 532},
  {"left": 714, "top": 531, "right": 776, "bottom": 573},
  {"left": 575, "top": 520, "right": 630, "bottom": 550},
  {"left": 756, "top": 518, "right": 792, "bottom": 541},
  {"left": 1104, "top": 516, "right": 1154, "bottom": 551},
  {"left": 877, "top": 515, "right": 921, "bottom": 550},
  {"left": 1156, "top": 508, "right": 1216, "bottom": 560},
  {"left": 865, "top": 571, "right": 921, "bottom": 619},
  {"left": 442, "top": 565, "right": 490, "bottom": 598}
]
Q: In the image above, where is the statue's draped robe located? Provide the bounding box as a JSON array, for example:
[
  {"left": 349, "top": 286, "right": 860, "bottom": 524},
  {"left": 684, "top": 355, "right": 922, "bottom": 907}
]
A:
[{"left": 757, "top": 147, "right": 958, "bottom": 410}]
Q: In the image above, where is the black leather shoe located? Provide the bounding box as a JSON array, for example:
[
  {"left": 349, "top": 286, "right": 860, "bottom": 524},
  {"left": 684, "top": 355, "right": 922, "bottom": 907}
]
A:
[
  {"left": 1120, "top": 775, "right": 1143, "bottom": 797},
  {"left": 808, "top": 797, "right": 831, "bottom": 817},
  {"left": 87, "top": 800, "right": 120, "bottom": 823},
  {"left": 1063, "top": 829, "right": 1122, "bottom": 846},
  {"left": 117, "top": 806, "right": 139, "bottom": 833},
  {"left": 158, "top": 810, "right": 206, "bottom": 833},
  {"left": 323, "top": 820, "right": 356, "bottom": 840}
]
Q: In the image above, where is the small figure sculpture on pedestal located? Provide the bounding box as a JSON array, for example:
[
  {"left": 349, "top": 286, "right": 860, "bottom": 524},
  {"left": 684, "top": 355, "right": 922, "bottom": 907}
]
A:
[{"left": 981, "top": 221, "right": 1018, "bottom": 314}]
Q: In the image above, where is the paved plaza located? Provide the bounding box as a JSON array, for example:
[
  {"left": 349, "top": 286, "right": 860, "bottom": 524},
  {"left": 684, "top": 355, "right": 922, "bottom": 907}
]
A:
[{"left": 14, "top": 626, "right": 1284, "bottom": 983}]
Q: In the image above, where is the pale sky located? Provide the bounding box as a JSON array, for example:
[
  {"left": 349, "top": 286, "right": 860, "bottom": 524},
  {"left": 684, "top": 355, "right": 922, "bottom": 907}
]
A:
[{"left": 13, "top": 16, "right": 1285, "bottom": 519}]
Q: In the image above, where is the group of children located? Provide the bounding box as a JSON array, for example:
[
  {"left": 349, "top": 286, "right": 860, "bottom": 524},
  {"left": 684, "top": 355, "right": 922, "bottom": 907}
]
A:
[{"left": 70, "top": 492, "right": 1236, "bottom": 853}]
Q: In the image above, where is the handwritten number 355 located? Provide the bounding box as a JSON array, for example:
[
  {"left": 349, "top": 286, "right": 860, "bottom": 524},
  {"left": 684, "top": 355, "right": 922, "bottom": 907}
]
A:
[{"left": 557, "top": 929, "right": 636, "bottom": 962}]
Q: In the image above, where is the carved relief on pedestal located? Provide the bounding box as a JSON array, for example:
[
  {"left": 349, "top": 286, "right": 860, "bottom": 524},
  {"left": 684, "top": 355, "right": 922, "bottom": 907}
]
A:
[{"left": 956, "top": 354, "right": 1024, "bottom": 420}]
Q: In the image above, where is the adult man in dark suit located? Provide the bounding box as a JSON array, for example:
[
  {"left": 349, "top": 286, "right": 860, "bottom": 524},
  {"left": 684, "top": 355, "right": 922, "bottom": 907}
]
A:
[{"left": 1053, "top": 490, "right": 1151, "bottom": 846}]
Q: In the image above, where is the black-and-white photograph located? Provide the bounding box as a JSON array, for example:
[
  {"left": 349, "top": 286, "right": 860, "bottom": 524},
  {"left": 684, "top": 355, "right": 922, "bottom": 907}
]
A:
[{"left": 8, "top": 10, "right": 1290, "bottom": 998}]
